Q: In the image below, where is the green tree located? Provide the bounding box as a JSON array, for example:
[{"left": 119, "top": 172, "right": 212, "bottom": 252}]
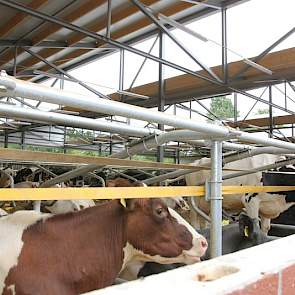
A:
[
  {"left": 207, "top": 96, "right": 238, "bottom": 120},
  {"left": 254, "top": 108, "right": 269, "bottom": 115}
]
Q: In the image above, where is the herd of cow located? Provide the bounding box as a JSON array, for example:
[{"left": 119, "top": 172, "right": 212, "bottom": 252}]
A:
[{"left": 0, "top": 153, "right": 295, "bottom": 295}]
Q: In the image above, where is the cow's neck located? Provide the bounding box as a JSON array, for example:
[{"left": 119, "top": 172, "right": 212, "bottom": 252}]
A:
[{"left": 5, "top": 201, "right": 129, "bottom": 294}]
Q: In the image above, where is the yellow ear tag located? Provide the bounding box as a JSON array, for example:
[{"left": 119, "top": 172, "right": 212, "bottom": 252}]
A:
[
  {"left": 222, "top": 220, "right": 230, "bottom": 226},
  {"left": 120, "top": 198, "right": 127, "bottom": 208},
  {"left": 244, "top": 226, "right": 249, "bottom": 237}
]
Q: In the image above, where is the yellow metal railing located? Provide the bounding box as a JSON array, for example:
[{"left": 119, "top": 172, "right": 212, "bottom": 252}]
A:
[{"left": 0, "top": 186, "right": 295, "bottom": 201}]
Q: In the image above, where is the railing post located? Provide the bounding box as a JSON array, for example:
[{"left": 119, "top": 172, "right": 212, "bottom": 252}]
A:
[{"left": 210, "top": 140, "right": 223, "bottom": 258}]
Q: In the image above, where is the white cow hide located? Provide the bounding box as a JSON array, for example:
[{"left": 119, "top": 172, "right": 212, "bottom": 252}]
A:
[
  {"left": 45, "top": 200, "right": 95, "bottom": 214},
  {"left": 186, "top": 154, "right": 295, "bottom": 232}
]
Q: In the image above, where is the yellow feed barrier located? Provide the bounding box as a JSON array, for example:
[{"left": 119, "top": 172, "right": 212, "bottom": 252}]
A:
[{"left": 0, "top": 185, "right": 295, "bottom": 201}]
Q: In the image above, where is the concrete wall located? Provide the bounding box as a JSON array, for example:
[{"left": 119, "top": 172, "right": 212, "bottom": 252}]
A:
[{"left": 84, "top": 234, "right": 295, "bottom": 295}]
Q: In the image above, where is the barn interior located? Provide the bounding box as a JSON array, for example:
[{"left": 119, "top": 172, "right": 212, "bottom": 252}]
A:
[{"left": 0, "top": 0, "right": 295, "bottom": 293}]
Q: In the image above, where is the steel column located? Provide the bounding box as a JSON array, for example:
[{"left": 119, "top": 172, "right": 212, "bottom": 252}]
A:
[
  {"left": 119, "top": 49, "right": 125, "bottom": 100},
  {"left": 4, "top": 130, "right": 8, "bottom": 148},
  {"left": 106, "top": 0, "right": 112, "bottom": 39},
  {"left": 269, "top": 86, "right": 273, "bottom": 138},
  {"left": 221, "top": 8, "right": 228, "bottom": 84},
  {"left": 233, "top": 92, "right": 237, "bottom": 126},
  {"left": 209, "top": 140, "right": 223, "bottom": 258},
  {"left": 157, "top": 31, "right": 165, "bottom": 163}
]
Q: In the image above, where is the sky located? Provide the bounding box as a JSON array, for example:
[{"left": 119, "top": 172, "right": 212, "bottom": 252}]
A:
[{"left": 40, "top": 0, "right": 295, "bottom": 138}]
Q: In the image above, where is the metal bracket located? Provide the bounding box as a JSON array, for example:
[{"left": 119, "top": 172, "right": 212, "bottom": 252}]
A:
[{"left": 205, "top": 179, "right": 223, "bottom": 201}]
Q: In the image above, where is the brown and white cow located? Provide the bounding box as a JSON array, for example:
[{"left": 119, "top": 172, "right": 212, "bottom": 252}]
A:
[
  {"left": 0, "top": 198, "right": 207, "bottom": 295},
  {"left": 186, "top": 154, "right": 295, "bottom": 232},
  {"left": 0, "top": 170, "right": 14, "bottom": 188}
]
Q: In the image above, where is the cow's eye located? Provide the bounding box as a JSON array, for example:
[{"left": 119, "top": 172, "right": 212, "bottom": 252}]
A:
[
  {"left": 156, "top": 208, "right": 163, "bottom": 215},
  {"left": 155, "top": 207, "right": 168, "bottom": 219}
]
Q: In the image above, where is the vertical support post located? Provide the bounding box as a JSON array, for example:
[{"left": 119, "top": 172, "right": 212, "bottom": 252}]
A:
[
  {"left": 21, "top": 130, "right": 25, "bottom": 150},
  {"left": 284, "top": 81, "right": 287, "bottom": 109},
  {"left": 269, "top": 86, "right": 273, "bottom": 138},
  {"left": 119, "top": 49, "right": 125, "bottom": 100},
  {"left": 210, "top": 140, "right": 223, "bottom": 258},
  {"left": 4, "top": 130, "right": 8, "bottom": 148},
  {"left": 234, "top": 92, "right": 237, "bottom": 126},
  {"left": 63, "top": 127, "right": 67, "bottom": 154},
  {"left": 99, "top": 143, "right": 102, "bottom": 156},
  {"left": 60, "top": 74, "right": 64, "bottom": 90},
  {"left": 60, "top": 74, "right": 64, "bottom": 111},
  {"left": 106, "top": 0, "right": 112, "bottom": 39},
  {"left": 157, "top": 30, "right": 165, "bottom": 163},
  {"left": 13, "top": 46, "right": 18, "bottom": 76},
  {"left": 109, "top": 133, "right": 113, "bottom": 155},
  {"left": 221, "top": 8, "right": 228, "bottom": 84},
  {"left": 176, "top": 142, "right": 180, "bottom": 164}
]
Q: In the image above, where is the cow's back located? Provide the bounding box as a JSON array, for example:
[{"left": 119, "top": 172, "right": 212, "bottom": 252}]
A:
[
  {"left": 186, "top": 154, "right": 279, "bottom": 186},
  {"left": 185, "top": 154, "right": 280, "bottom": 226}
]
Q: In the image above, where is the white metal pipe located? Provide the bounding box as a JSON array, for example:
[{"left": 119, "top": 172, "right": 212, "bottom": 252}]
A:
[
  {"left": 209, "top": 141, "right": 223, "bottom": 258},
  {"left": 2, "top": 74, "right": 295, "bottom": 151},
  {"left": 223, "top": 157, "right": 295, "bottom": 180},
  {"left": 0, "top": 74, "right": 227, "bottom": 136},
  {"left": 0, "top": 102, "right": 159, "bottom": 137},
  {"left": 223, "top": 147, "right": 294, "bottom": 163},
  {"left": 111, "top": 130, "right": 215, "bottom": 159},
  {"left": 144, "top": 146, "right": 295, "bottom": 184}
]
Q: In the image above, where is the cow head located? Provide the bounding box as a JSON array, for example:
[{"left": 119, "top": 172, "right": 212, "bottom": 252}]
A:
[
  {"left": 124, "top": 198, "right": 207, "bottom": 265},
  {"left": 238, "top": 213, "right": 271, "bottom": 248},
  {"left": 0, "top": 170, "right": 13, "bottom": 188}
]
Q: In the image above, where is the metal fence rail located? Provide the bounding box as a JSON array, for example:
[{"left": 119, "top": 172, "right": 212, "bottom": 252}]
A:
[{"left": 1, "top": 185, "right": 295, "bottom": 201}]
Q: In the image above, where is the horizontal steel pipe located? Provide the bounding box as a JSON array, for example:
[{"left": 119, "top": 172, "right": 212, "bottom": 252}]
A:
[
  {"left": 144, "top": 147, "right": 295, "bottom": 185},
  {"left": 0, "top": 74, "right": 227, "bottom": 136},
  {"left": 0, "top": 103, "right": 159, "bottom": 138},
  {"left": 2, "top": 74, "right": 295, "bottom": 151},
  {"left": 223, "top": 157, "right": 295, "bottom": 180}
]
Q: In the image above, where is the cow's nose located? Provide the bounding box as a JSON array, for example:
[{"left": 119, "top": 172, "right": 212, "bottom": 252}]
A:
[{"left": 199, "top": 237, "right": 208, "bottom": 250}]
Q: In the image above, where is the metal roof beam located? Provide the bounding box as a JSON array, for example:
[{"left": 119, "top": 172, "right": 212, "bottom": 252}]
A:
[
  {"left": 22, "top": 47, "right": 111, "bottom": 100},
  {"left": 180, "top": 0, "right": 223, "bottom": 10},
  {"left": 131, "top": 0, "right": 222, "bottom": 83},
  {"left": 0, "top": 0, "right": 220, "bottom": 84},
  {"left": 0, "top": 0, "right": 107, "bottom": 67},
  {"left": 0, "top": 40, "right": 116, "bottom": 49},
  {"left": 14, "top": 0, "right": 194, "bottom": 79},
  {"left": 231, "top": 26, "right": 295, "bottom": 81},
  {"left": 0, "top": 0, "right": 48, "bottom": 38}
]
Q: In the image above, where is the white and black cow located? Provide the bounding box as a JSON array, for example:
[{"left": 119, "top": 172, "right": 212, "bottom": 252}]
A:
[
  {"left": 44, "top": 199, "right": 95, "bottom": 214},
  {"left": 186, "top": 154, "right": 295, "bottom": 233},
  {"left": 0, "top": 198, "right": 207, "bottom": 295}
]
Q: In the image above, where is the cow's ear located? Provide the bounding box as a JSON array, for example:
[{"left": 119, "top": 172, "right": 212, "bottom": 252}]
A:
[{"left": 239, "top": 213, "right": 256, "bottom": 239}]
